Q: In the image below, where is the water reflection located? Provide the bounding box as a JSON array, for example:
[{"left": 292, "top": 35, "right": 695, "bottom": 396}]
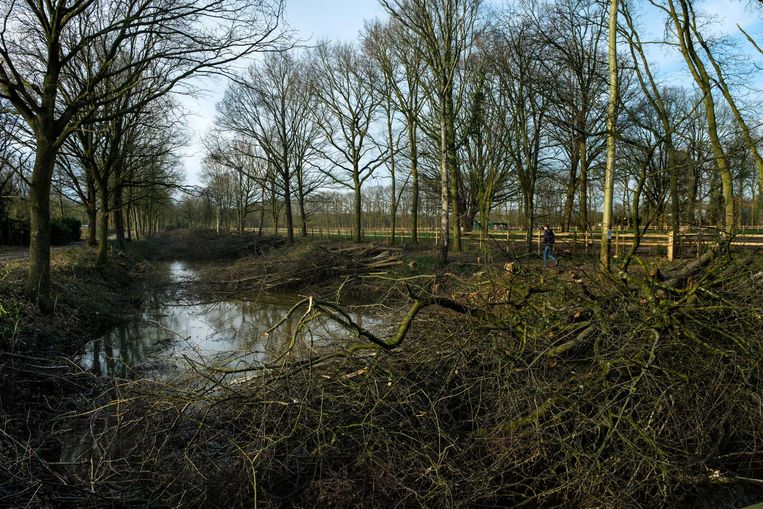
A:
[{"left": 78, "top": 261, "right": 378, "bottom": 377}]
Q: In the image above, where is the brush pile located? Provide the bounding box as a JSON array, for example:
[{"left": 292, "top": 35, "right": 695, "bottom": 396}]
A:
[
  {"left": 202, "top": 241, "right": 402, "bottom": 295},
  {"left": 2, "top": 252, "right": 762, "bottom": 508}
]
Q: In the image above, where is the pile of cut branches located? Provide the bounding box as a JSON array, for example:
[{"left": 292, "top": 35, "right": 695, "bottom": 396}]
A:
[
  {"left": 202, "top": 241, "right": 402, "bottom": 296},
  {"left": 3, "top": 253, "right": 762, "bottom": 508}
]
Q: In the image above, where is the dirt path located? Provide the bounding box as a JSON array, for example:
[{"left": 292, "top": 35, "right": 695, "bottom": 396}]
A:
[{"left": 0, "top": 243, "right": 84, "bottom": 263}]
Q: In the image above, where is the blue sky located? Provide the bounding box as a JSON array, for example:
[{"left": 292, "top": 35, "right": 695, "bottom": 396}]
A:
[
  {"left": 177, "top": 0, "right": 386, "bottom": 184},
  {"left": 177, "top": 0, "right": 763, "bottom": 186},
  {"left": 283, "top": 0, "right": 386, "bottom": 42}
]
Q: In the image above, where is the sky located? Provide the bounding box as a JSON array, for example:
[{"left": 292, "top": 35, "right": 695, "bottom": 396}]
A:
[
  {"left": 176, "top": 0, "right": 387, "bottom": 186},
  {"left": 176, "top": 0, "right": 763, "bottom": 187}
]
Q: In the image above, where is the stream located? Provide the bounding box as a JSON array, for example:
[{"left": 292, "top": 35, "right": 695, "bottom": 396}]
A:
[{"left": 77, "top": 260, "right": 379, "bottom": 378}]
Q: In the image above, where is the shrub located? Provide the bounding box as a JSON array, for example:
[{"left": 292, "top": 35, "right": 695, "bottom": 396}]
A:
[
  {"left": 0, "top": 217, "right": 30, "bottom": 246},
  {"left": 50, "top": 217, "right": 82, "bottom": 245}
]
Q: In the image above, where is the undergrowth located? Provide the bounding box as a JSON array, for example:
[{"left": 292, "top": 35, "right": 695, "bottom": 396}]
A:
[{"left": 1, "top": 245, "right": 761, "bottom": 508}]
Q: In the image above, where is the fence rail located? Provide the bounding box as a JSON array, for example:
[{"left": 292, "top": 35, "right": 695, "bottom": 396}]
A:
[{"left": 262, "top": 226, "right": 763, "bottom": 261}]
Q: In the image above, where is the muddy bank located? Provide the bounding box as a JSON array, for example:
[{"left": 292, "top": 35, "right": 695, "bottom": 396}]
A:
[
  {"left": 0, "top": 246, "right": 157, "bottom": 507},
  {"left": 0, "top": 247, "right": 153, "bottom": 354},
  {"left": 194, "top": 240, "right": 405, "bottom": 303}
]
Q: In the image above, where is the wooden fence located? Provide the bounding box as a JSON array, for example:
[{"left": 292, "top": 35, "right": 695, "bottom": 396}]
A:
[{"left": 280, "top": 226, "right": 763, "bottom": 261}]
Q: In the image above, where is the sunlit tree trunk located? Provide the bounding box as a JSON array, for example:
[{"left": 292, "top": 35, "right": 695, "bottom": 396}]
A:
[
  {"left": 600, "top": 0, "right": 618, "bottom": 270},
  {"left": 353, "top": 169, "right": 362, "bottom": 243},
  {"left": 439, "top": 109, "right": 450, "bottom": 266},
  {"left": 409, "top": 120, "right": 419, "bottom": 244}
]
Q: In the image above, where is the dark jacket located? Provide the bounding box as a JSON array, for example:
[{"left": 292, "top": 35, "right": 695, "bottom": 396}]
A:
[{"left": 544, "top": 228, "right": 555, "bottom": 247}]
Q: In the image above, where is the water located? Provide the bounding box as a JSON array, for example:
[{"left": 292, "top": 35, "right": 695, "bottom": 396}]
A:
[{"left": 77, "top": 261, "right": 379, "bottom": 378}]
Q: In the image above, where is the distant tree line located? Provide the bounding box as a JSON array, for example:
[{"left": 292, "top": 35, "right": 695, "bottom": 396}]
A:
[{"left": 184, "top": 0, "right": 762, "bottom": 262}]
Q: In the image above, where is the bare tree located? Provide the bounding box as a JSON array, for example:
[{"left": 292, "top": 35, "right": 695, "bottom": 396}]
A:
[
  {"left": 201, "top": 158, "right": 237, "bottom": 234},
  {"left": 686, "top": 2, "right": 763, "bottom": 211},
  {"left": 487, "top": 15, "right": 551, "bottom": 251},
  {"left": 310, "top": 43, "right": 386, "bottom": 243},
  {"left": 655, "top": 0, "right": 735, "bottom": 233},
  {"left": 0, "top": 0, "right": 284, "bottom": 310},
  {"left": 600, "top": 0, "right": 618, "bottom": 269},
  {"left": 380, "top": 0, "right": 480, "bottom": 264},
  {"left": 205, "top": 135, "right": 262, "bottom": 233},
  {"left": 535, "top": 0, "right": 609, "bottom": 233},
  {"left": 217, "top": 52, "right": 313, "bottom": 243},
  {"left": 363, "top": 19, "right": 426, "bottom": 245}
]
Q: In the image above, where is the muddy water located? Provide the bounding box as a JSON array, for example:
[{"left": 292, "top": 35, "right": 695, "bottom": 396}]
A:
[{"left": 77, "top": 261, "right": 378, "bottom": 377}]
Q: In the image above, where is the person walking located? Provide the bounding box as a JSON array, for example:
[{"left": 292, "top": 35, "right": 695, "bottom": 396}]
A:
[{"left": 543, "top": 224, "right": 558, "bottom": 268}]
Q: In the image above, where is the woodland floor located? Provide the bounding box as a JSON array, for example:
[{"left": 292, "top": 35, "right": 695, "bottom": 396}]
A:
[{"left": 1, "top": 230, "right": 762, "bottom": 508}]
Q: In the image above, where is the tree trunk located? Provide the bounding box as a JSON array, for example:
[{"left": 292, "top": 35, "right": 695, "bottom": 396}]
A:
[
  {"left": 25, "top": 140, "right": 55, "bottom": 312},
  {"left": 284, "top": 184, "right": 294, "bottom": 244},
  {"left": 692, "top": 17, "right": 763, "bottom": 204},
  {"left": 96, "top": 185, "right": 110, "bottom": 267},
  {"left": 294, "top": 169, "right": 308, "bottom": 237},
  {"left": 113, "top": 185, "right": 125, "bottom": 249},
  {"left": 578, "top": 137, "right": 588, "bottom": 230},
  {"left": 238, "top": 201, "right": 245, "bottom": 233},
  {"left": 600, "top": 0, "right": 618, "bottom": 270},
  {"left": 409, "top": 120, "right": 419, "bottom": 245},
  {"left": 353, "top": 170, "right": 362, "bottom": 243},
  {"left": 126, "top": 205, "right": 132, "bottom": 241},
  {"left": 446, "top": 96, "right": 461, "bottom": 252},
  {"left": 390, "top": 176, "right": 396, "bottom": 246},
  {"left": 438, "top": 109, "right": 450, "bottom": 266},
  {"left": 87, "top": 203, "right": 97, "bottom": 247},
  {"left": 524, "top": 192, "right": 534, "bottom": 253},
  {"left": 702, "top": 93, "right": 735, "bottom": 232},
  {"left": 670, "top": 0, "right": 734, "bottom": 233},
  {"left": 258, "top": 184, "right": 266, "bottom": 236},
  {"left": 86, "top": 172, "right": 97, "bottom": 246},
  {"left": 668, "top": 142, "right": 679, "bottom": 239},
  {"left": 299, "top": 193, "right": 308, "bottom": 237},
  {"left": 126, "top": 185, "right": 133, "bottom": 242},
  {"left": 132, "top": 207, "right": 140, "bottom": 241},
  {"left": 562, "top": 139, "right": 578, "bottom": 233},
  {"left": 270, "top": 180, "right": 279, "bottom": 234}
]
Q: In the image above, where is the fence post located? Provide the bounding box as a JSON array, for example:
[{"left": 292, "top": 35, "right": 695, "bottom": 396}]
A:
[
  {"left": 537, "top": 228, "right": 542, "bottom": 255},
  {"left": 667, "top": 231, "right": 675, "bottom": 262},
  {"left": 584, "top": 229, "right": 589, "bottom": 254}
]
